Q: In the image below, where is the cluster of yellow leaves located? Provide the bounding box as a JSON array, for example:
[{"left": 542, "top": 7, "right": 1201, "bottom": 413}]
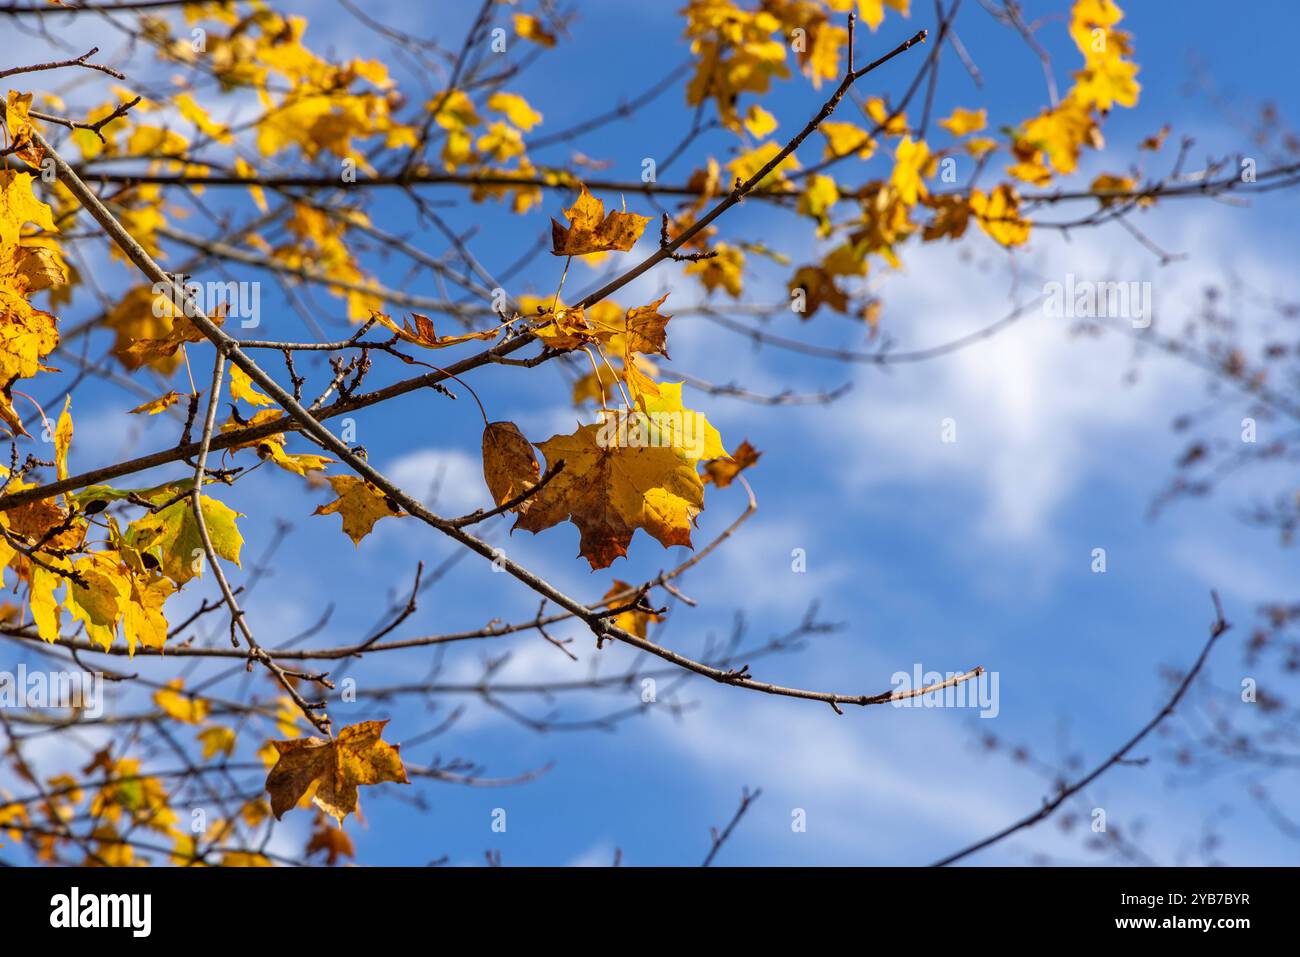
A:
[
  {"left": 154, "top": 9, "right": 413, "bottom": 163},
  {"left": 275, "top": 203, "right": 382, "bottom": 322},
  {"left": 0, "top": 405, "right": 243, "bottom": 655},
  {"left": 430, "top": 87, "right": 546, "bottom": 212},
  {"left": 777, "top": 0, "right": 1147, "bottom": 310},
  {"left": 1007, "top": 0, "right": 1139, "bottom": 188},
  {"left": 681, "top": 0, "right": 909, "bottom": 129},
  {"left": 7, "top": 739, "right": 276, "bottom": 865},
  {"left": 0, "top": 170, "right": 64, "bottom": 436}
]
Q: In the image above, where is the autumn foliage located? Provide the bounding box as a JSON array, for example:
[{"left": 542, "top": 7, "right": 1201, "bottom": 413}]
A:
[{"left": 0, "top": 0, "right": 1253, "bottom": 867}]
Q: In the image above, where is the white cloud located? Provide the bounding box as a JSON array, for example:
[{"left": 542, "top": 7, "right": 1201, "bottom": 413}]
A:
[
  {"left": 385, "top": 447, "right": 485, "bottom": 515},
  {"left": 800, "top": 209, "right": 1289, "bottom": 550}
]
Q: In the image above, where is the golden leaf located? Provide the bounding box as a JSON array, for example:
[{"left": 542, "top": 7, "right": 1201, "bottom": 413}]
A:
[
  {"left": 371, "top": 310, "right": 499, "bottom": 349},
  {"left": 515, "top": 421, "right": 706, "bottom": 570},
  {"left": 481, "top": 421, "right": 540, "bottom": 512},
  {"left": 154, "top": 679, "right": 210, "bottom": 725},
  {"left": 937, "top": 107, "right": 987, "bottom": 137},
  {"left": 702, "top": 440, "right": 762, "bottom": 488},
  {"left": 313, "top": 475, "right": 403, "bottom": 545},
  {"left": 129, "top": 391, "right": 182, "bottom": 415},
  {"left": 550, "top": 186, "right": 650, "bottom": 257},
  {"left": 265, "top": 719, "right": 409, "bottom": 824},
  {"left": 601, "top": 579, "right": 661, "bottom": 639}
]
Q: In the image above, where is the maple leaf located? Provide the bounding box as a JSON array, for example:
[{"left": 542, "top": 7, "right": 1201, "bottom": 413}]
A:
[
  {"left": 122, "top": 572, "right": 174, "bottom": 654},
  {"left": 938, "top": 107, "right": 987, "bottom": 137},
  {"left": 702, "top": 440, "right": 762, "bottom": 488},
  {"left": 637, "top": 382, "right": 728, "bottom": 465},
  {"left": 481, "top": 421, "right": 540, "bottom": 512},
  {"left": 104, "top": 285, "right": 183, "bottom": 375},
  {"left": 2, "top": 90, "right": 43, "bottom": 165},
  {"left": 790, "top": 265, "right": 849, "bottom": 318},
  {"left": 1089, "top": 172, "right": 1139, "bottom": 208},
  {"left": 727, "top": 140, "right": 801, "bottom": 189},
  {"left": 820, "top": 121, "right": 876, "bottom": 161},
  {"left": 0, "top": 172, "right": 63, "bottom": 435},
  {"left": 129, "top": 391, "right": 182, "bottom": 415},
  {"left": 372, "top": 310, "right": 499, "bottom": 349},
  {"left": 513, "top": 12, "right": 557, "bottom": 47},
  {"left": 602, "top": 579, "right": 662, "bottom": 639},
  {"left": 258, "top": 442, "right": 333, "bottom": 478},
  {"left": 890, "top": 136, "right": 932, "bottom": 206},
  {"left": 306, "top": 813, "right": 356, "bottom": 865},
  {"left": 743, "top": 104, "right": 778, "bottom": 138},
  {"left": 313, "top": 475, "right": 403, "bottom": 544},
  {"left": 515, "top": 422, "right": 705, "bottom": 570},
  {"left": 970, "top": 184, "right": 1032, "bottom": 247},
  {"left": 198, "top": 726, "right": 237, "bottom": 762},
  {"left": 154, "top": 679, "right": 210, "bottom": 724},
  {"left": 798, "top": 175, "right": 840, "bottom": 236},
  {"left": 230, "top": 365, "right": 273, "bottom": 406},
  {"left": 123, "top": 307, "right": 224, "bottom": 364},
  {"left": 607, "top": 293, "right": 673, "bottom": 359},
  {"left": 921, "top": 194, "right": 973, "bottom": 242},
  {"left": 531, "top": 304, "right": 592, "bottom": 350},
  {"left": 65, "top": 553, "right": 128, "bottom": 651},
  {"left": 265, "top": 719, "right": 409, "bottom": 824},
  {"left": 487, "top": 92, "right": 543, "bottom": 132},
  {"left": 125, "top": 493, "right": 244, "bottom": 585},
  {"left": 550, "top": 186, "right": 651, "bottom": 257},
  {"left": 0, "top": 169, "right": 54, "bottom": 245},
  {"left": 685, "top": 242, "right": 744, "bottom": 298}
]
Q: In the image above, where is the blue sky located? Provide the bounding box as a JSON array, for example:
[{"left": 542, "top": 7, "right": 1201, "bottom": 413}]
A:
[{"left": 5, "top": 0, "right": 1300, "bottom": 866}]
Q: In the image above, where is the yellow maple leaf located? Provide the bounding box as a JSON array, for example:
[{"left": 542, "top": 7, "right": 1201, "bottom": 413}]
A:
[
  {"left": 742, "top": 104, "right": 778, "bottom": 139},
  {"left": 371, "top": 310, "right": 499, "bottom": 349},
  {"left": 258, "top": 442, "right": 333, "bottom": 478},
  {"left": 970, "top": 184, "right": 1032, "bottom": 247},
  {"left": 685, "top": 242, "right": 744, "bottom": 298},
  {"left": 230, "top": 364, "right": 273, "bottom": 407},
  {"left": 820, "top": 121, "right": 875, "bottom": 160},
  {"left": 198, "top": 725, "right": 237, "bottom": 761},
  {"left": 54, "top": 395, "right": 72, "bottom": 481},
  {"left": 0, "top": 173, "right": 63, "bottom": 435},
  {"left": 727, "top": 140, "right": 800, "bottom": 189},
  {"left": 1090, "top": 172, "right": 1138, "bottom": 208},
  {"left": 601, "top": 579, "right": 661, "bottom": 639},
  {"left": 889, "top": 136, "right": 931, "bottom": 206},
  {"left": 265, "top": 719, "right": 409, "bottom": 824},
  {"left": 123, "top": 572, "right": 173, "bottom": 654},
  {"left": 550, "top": 186, "right": 651, "bottom": 257},
  {"left": 313, "top": 475, "right": 403, "bottom": 545},
  {"left": 124, "top": 493, "right": 243, "bottom": 585},
  {"left": 487, "top": 91, "right": 543, "bottom": 132},
  {"left": 515, "top": 422, "right": 706, "bottom": 570},
  {"left": 938, "top": 107, "right": 987, "bottom": 137},
  {"left": 513, "top": 13, "right": 557, "bottom": 47},
  {"left": 129, "top": 391, "right": 183, "bottom": 415},
  {"left": 155, "top": 679, "right": 210, "bottom": 725},
  {"left": 66, "top": 552, "right": 129, "bottom": 651}
]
